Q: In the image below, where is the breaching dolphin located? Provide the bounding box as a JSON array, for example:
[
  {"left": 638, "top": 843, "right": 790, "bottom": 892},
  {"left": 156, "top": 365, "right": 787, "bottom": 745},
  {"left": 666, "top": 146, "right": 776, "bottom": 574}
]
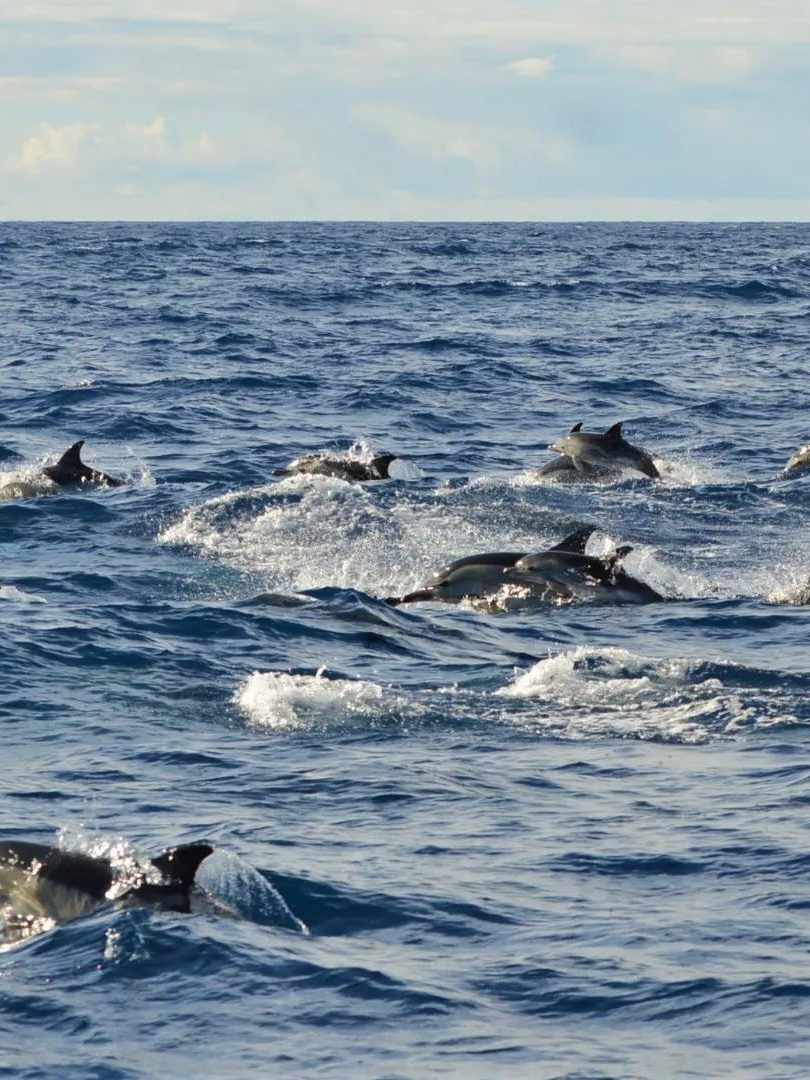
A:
[
  {"left": 0, "top": 840, "right": 213, "bottom": 935},
  {"left": 275, "top": 452, "right": 398, "bottom": 483},
  {"left": 549, "top": 422, "right": 659, "bottom": 480},
  {"left": 384, "top": 526, "right": 597, "bottom": 606}
]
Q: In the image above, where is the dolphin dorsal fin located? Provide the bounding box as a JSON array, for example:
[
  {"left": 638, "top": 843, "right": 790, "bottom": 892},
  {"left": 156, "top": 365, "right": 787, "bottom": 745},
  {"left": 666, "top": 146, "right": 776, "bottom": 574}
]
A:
[
  {"left": 569, "top": 422, "right": 583, "bottom": 433},
  {"left": 605, "top": 422, "right": 623, "bottom": 441},
  {"left": 57, "top": 441, "right": 86, "bottom": 469},
  {"left": 549, "top": 525, "right": 597, "bottom": 553},
  {"left": 150, "top": 843, "right": 214, "bottom": 889}
]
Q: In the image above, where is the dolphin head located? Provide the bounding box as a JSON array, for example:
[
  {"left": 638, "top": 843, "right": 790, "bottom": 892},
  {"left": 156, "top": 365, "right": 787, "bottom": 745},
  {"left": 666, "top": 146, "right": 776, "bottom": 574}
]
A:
[{"left": 549, "top": 422, "right": 582, "bottom": 456}]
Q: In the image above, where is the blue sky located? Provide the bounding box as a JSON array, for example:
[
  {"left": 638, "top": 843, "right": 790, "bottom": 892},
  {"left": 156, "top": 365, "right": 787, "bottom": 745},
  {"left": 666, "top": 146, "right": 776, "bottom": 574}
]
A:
[{"left": 2, "top": 0, "right": 810, "bottom": 220}]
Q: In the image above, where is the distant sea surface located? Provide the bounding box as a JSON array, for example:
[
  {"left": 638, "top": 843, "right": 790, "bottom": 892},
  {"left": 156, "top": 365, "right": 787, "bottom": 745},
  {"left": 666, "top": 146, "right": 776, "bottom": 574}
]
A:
[{"left": 2, "top": 222, "right": 810, "bottom": 1078}]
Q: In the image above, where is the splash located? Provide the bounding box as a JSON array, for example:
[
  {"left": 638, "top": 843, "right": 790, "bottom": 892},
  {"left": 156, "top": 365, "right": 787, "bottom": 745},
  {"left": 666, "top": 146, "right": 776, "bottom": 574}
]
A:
[{"left": 496, "top": 646, "right": 800, "bottom": 742}]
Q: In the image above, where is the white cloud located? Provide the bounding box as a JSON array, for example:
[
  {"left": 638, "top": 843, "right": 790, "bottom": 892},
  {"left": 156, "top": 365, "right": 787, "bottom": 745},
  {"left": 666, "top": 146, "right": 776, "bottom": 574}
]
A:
[
  {"left": 10, "top": 116, "right": 217, "bottom": 174},
  {"left": 13, "top": 122, "right": 99, "bottom": 172},
  {"left": 506, "top": 56, "right": 554, "bottom": 78}
]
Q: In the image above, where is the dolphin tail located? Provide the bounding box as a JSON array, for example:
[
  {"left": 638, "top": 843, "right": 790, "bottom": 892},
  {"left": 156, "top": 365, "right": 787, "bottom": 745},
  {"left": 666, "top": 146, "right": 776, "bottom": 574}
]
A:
[{"left": 549, "top": 525, "right": 597, "bottom": 554}]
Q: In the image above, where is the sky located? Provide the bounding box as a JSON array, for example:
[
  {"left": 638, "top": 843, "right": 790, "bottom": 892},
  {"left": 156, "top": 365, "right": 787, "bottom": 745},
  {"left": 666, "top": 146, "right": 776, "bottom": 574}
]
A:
[{"left": 2, "top": 0, "right": 810, "bottom": 220}]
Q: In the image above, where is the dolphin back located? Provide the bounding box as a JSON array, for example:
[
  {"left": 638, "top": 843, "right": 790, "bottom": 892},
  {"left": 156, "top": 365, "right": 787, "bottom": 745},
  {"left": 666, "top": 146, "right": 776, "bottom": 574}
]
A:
[{"left": 43, "top": 441, "right": 123, "bottom": 488}]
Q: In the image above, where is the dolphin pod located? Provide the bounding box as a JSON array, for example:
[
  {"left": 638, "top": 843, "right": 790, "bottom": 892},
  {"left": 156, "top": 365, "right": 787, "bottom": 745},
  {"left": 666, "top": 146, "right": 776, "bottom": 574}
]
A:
[
  {"left": 0, "top": 840, "right": 214, "bottom": 940},
  {"left": 385, "top": 526, "right": 662, "bottom": 608}
]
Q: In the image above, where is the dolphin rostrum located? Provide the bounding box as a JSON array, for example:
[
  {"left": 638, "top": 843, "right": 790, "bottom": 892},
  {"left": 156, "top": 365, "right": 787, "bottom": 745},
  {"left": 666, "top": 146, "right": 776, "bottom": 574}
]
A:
[
  {"left": 275, "top": 452, "right": 398, "bottom": 483},
  {"left": 0, "top": 840, "right": 214, "bottom": 938},
  {"left": 42, "top": 441, "right": 123, "bottom": 488},
  {"left": 384, "top": 526, "right": 597, "bottom": 606},
  {"left": 549, "top": 422, "right": 660, "bottom": 479}
]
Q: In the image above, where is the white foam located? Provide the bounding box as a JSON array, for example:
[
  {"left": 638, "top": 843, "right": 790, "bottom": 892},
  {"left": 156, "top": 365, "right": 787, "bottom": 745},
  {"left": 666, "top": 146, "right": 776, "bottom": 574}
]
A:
[
  {"left": 159, "top": 470, "right": 551, "bottom": 598},
  {"left": 495, "top": 646, "right": 794, "bottom": 742},
  {"left": 235, "top": 669, "right": 407, "bottom": 731}
]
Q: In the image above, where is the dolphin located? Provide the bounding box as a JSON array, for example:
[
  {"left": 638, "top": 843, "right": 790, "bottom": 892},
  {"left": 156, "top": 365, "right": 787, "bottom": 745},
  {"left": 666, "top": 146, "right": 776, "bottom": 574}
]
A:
[
  {"left": 503, "top": 541, "right": 664, "bottom": 604},
  {"left": 384, "top": 526, "right": 596, "bottom": 606},
  {"left": 0, "top": 840, "right": 213, "bottom": 939},
  {"left": 275, "top": 452, "right": 398, "bottom": 483},
  {"left": 784, "top": 441, "right": 810, "bottom": 476},
  {"left": 42, "top": 441, "right": 123, "bottom": 488},
  {"left": 549, "top": 422, "right": 660, "bottom": 480}
]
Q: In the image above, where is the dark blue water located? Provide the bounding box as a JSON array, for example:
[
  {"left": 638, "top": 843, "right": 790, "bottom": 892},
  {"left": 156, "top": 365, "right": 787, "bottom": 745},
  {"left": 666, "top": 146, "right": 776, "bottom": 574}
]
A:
[{"left": 2, "top": 222, "right": 810, "bottom": 1078}]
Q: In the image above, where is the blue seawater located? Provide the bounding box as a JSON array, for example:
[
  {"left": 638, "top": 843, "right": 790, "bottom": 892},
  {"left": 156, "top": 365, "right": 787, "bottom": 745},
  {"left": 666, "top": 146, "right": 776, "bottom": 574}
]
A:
[{"left": 2, "top": 221, "right": 810, "bottom": 1077}]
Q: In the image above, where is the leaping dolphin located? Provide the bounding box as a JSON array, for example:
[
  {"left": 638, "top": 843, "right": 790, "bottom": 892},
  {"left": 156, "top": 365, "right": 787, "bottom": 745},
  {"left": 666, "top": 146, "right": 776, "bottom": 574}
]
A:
[
  {"left": 274, "top": 452, "right": 398, "bottom": 483},
  {"left": 384, "top": 526, "right": 596, "bottom": 606},
  {"left": 549, "top": 422, "right": 660, "bottom": 480},
  {"left": 0, "top": 840, "right": 213, "bottom": 939}
]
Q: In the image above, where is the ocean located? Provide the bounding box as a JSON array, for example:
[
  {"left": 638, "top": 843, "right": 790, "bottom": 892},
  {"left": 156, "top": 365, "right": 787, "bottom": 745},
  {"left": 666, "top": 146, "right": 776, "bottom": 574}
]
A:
[{"left": 1, "top": 221, "right": 810, "bottom": 1078}]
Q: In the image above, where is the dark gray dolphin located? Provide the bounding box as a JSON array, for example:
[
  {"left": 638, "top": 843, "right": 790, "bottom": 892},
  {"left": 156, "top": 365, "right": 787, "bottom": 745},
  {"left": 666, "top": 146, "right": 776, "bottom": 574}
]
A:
[
  {"left": 504, "top": 542, "right": 663, "bottom": 604},
  {"left": 385, "top": 526, "right": 596, "bottom": 606},
  {"left": 549, "top": 422, "right": 659, "bottom": 479},
  {"left": 275, "top": 452, "right": 397, "bottom": 483},
  {"left": 0, "top": 840, "right": 213, "bottom": 930},
  {"left": 784, "top": 441, "right": 810, "bottom": 476},
  {"left": 42, "top": 441, "right": 123, "bottom": 488}
]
